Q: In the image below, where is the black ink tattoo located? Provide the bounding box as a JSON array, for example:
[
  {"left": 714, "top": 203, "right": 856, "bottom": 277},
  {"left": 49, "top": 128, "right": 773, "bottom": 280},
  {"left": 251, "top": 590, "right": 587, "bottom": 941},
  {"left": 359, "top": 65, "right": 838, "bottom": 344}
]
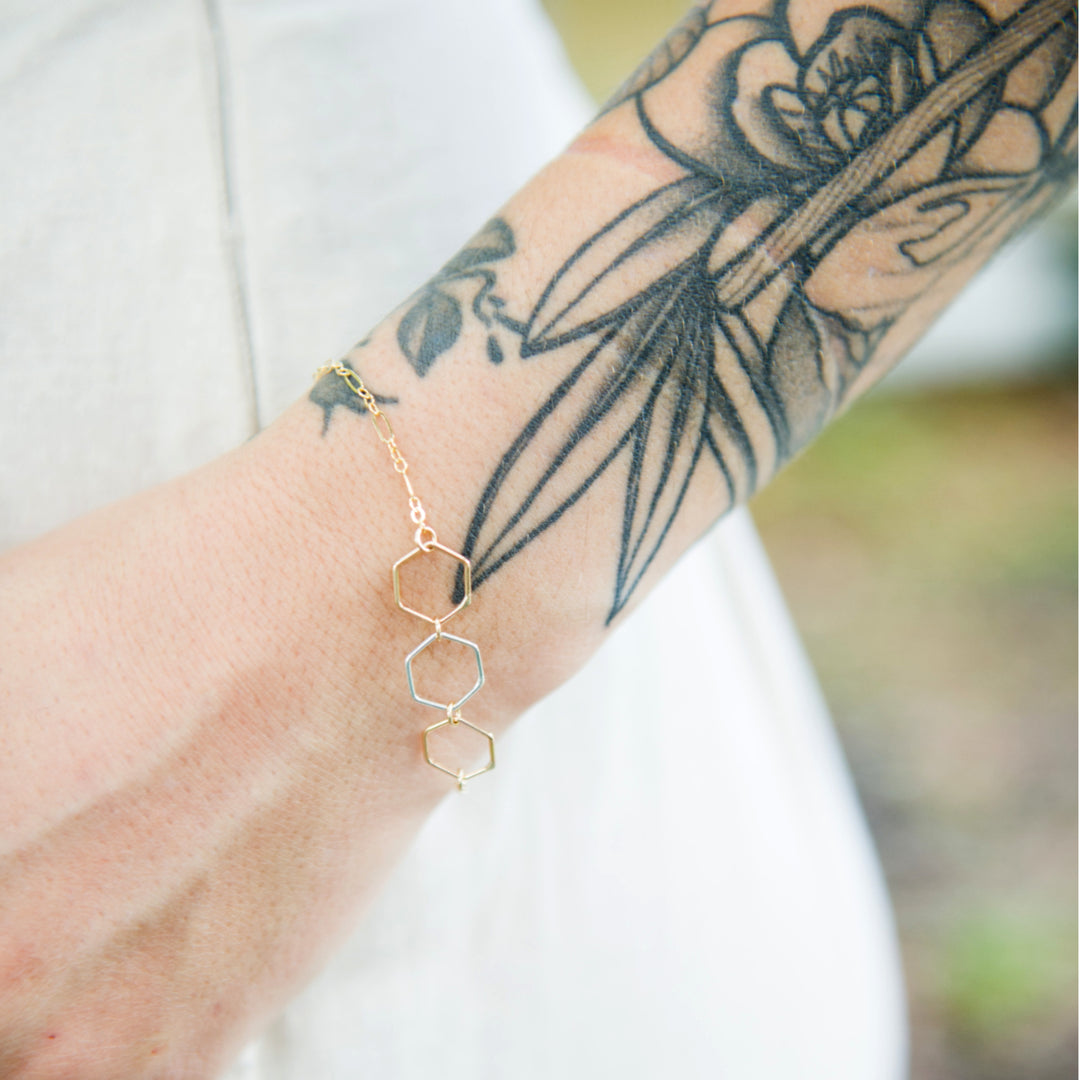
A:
[
  {"left": 311, "top": 221, "right": 514, "bottom": 428},
  {"left": 457, "top": 0, "right": 1076, "bottom": 621},
  {"left": 397, "top": 217, "right": 515, "bottom": 375},
  {"left": 310, "top": 354, "right": 398, "bottom": 434}
]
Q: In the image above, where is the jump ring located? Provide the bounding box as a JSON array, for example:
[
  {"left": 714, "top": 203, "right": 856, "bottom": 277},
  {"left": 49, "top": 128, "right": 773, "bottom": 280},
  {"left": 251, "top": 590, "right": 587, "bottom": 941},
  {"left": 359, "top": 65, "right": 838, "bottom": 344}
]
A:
[{"left": 415, "top": 524, "right": 438, "bottom": 550}]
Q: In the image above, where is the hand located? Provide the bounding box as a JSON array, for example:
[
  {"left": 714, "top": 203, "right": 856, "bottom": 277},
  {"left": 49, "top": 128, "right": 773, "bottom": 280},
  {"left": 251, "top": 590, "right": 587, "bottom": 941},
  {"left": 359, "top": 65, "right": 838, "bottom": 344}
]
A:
[{"left": 0, "top": 420, "right": 448, "bottom": 1078}]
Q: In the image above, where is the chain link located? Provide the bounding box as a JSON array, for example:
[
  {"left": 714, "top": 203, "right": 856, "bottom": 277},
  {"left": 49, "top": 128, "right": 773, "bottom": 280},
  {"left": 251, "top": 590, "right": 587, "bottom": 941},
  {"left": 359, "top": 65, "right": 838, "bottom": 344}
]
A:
[{"left": 314, "top": 362, "right": 434, "bottom": 543}]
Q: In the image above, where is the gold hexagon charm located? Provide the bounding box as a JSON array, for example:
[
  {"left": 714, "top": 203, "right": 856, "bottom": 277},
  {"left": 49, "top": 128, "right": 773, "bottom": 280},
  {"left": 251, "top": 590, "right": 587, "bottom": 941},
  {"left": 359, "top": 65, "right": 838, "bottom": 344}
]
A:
[
  {"left": 391, "top": 542, "right": 471, "bottom": 627},
  {"left": 422, "top": 713, "right": 495, "bottom": 790}
]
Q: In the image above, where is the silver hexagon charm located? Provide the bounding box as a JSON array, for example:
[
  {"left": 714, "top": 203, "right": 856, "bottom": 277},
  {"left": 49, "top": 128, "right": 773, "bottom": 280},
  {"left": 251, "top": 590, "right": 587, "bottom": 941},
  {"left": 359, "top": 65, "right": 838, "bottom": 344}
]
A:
[{"left": 404, "top": 632, "right": 484, "bottom": 710}]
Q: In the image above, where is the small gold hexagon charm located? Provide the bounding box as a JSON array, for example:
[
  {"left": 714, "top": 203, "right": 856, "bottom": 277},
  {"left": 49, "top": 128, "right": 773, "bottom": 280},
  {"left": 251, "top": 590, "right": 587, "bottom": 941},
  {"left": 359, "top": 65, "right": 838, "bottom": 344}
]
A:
[
  {"left": 391, "top": 542, "right": 471, "bottom": 627},
  {"left": 423, "top": 713, "right": 495, "bottom": 790},
  {"left": 404, "top": 633, "right": 484, "bottom": 710}
]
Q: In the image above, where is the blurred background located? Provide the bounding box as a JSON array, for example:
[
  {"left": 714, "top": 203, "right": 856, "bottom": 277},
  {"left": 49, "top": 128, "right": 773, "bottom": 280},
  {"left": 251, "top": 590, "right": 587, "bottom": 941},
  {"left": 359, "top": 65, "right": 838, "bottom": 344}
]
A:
[{"left": 541, "top": 2, "right": 1078, "bottom": 1078}]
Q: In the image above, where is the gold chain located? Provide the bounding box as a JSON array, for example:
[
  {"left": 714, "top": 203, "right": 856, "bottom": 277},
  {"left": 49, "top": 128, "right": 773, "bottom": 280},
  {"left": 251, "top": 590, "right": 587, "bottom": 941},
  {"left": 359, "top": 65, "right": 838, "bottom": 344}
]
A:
[
  {"left": 313, "top": 362, "right": 436, "bottom": 549},
  {"left": 313, "top": 362, "right": 494, "bottom": 789}
]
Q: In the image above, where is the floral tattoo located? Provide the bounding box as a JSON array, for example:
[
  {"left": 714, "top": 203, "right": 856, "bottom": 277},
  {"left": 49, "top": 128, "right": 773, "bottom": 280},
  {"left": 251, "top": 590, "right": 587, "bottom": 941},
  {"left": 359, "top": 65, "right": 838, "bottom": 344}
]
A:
[
  {"left": 315, "top": 0, "right": 1076, "bottom": 624},
  {"left": 460, "top": 0, "right": 1076, "bottom": 621}
]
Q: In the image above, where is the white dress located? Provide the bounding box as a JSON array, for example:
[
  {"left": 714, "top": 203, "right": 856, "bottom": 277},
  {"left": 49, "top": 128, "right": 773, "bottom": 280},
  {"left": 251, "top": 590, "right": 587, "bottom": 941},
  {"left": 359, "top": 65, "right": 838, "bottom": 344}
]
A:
[{"left": 0, "top": 1, "right": 907, "bottom": 1076}]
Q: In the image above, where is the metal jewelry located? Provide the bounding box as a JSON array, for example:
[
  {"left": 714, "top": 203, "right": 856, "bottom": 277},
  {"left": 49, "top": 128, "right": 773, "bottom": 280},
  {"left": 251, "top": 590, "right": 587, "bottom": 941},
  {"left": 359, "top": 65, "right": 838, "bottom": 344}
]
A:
[{"left": 313, "top": 363, "right": 495, "bottom": 790}]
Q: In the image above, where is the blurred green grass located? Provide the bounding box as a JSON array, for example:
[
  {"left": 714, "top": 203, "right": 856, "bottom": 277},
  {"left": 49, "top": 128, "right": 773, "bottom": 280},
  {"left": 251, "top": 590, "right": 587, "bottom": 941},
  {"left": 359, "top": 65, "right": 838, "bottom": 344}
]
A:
[
  {"left": 541, "top": 4, "right": 1078, "bottom": 1078},
  {"left": 946, "top": 908, "right": 1076, "bottom": 1041}
]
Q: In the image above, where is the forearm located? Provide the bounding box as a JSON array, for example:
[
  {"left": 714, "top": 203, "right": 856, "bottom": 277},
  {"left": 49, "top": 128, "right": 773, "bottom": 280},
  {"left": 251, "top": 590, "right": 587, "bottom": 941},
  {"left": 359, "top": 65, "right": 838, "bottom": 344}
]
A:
[{"left": 1, "top": 0, "right": 1074, "bottom": 1073}]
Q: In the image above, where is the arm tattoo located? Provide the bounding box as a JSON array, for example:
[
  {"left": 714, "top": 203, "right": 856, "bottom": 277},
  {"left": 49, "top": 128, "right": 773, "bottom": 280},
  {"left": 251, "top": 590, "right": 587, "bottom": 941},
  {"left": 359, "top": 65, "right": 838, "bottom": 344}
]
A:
[
  {"left": 310, "top": 222, "right": 513, "bottom": 424},
  {"left": 316, "top": 0, "right": 1076, "bottom": 624},
  {"left": 463, "top": 0, "right": 1076, "bottom": 621},
  {"left": 396, "top": 218, "right": 515, "bottom": 375}
]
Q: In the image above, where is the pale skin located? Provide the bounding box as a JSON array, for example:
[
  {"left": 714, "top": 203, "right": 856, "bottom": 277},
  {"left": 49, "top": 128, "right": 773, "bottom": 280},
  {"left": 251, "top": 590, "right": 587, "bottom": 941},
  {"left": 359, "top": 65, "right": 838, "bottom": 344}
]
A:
[{"left": 1, "top": 0, "right": 1075, "bottom": 1075}]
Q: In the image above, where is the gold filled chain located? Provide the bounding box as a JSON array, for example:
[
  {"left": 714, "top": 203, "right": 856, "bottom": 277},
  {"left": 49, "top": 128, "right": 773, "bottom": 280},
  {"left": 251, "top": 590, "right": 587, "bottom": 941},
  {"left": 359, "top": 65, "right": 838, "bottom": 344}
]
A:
[{"left": 313, "top": 362, "right": 437, "bottom": 550}]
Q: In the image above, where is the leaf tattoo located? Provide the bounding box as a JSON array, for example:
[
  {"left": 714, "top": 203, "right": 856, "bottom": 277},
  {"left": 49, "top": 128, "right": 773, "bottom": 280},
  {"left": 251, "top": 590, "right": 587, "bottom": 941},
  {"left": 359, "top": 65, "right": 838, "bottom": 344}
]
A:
[
  {"left": 397, "top": 217, "right": 515, "bottom": 375},
  {"left": 398, "top": 289, "right": 462, "bottom": 376}
]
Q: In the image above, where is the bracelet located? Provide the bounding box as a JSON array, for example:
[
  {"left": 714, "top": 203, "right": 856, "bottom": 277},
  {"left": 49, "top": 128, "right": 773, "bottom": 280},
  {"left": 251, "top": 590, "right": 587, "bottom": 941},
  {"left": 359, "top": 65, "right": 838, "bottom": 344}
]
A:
[{"left": 314, "top": 363, "right": 495, "bottom": 791}]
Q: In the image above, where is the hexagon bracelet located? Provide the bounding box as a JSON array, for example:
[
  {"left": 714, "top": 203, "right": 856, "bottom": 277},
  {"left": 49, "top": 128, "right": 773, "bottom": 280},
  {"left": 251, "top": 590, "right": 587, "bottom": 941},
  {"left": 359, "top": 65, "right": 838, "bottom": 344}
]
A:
[
  {"left": 392, "top": 542, "right": 472, "bottom": 628},
  {"left": 422, "top": 713, "right": 496, "bottom": 790},
  {"left": 404, "top": 632, "right": 485, "bottom": 711},
  {"left": 311, "top": 364, "right": 495, "bottom": 790}
]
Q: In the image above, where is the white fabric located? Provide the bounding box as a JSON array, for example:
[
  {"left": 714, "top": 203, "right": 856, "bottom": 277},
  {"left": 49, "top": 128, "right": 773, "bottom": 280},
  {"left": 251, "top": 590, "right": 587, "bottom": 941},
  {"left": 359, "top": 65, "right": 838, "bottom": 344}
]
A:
[{"left": 0, "top": 1, "right": 907, "bottom": 1076}]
